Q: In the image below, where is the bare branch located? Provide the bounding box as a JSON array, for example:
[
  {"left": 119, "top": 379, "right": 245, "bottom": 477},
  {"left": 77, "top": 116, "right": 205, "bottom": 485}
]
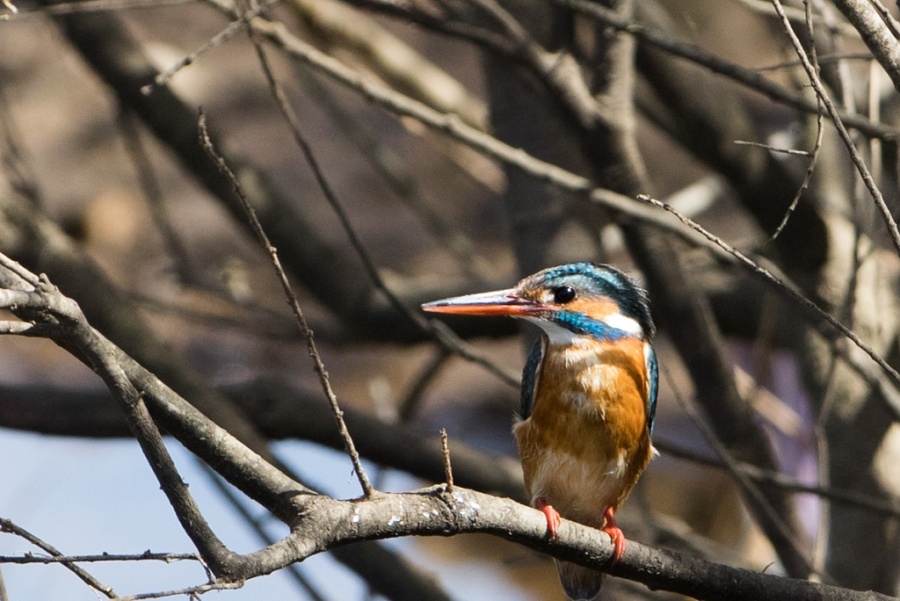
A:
[
  {"left": 771, "top": 0, "right": 900, "bottom": 257},
  {"left": 831, "top": 0, "right": 900, "bottom": 92}
]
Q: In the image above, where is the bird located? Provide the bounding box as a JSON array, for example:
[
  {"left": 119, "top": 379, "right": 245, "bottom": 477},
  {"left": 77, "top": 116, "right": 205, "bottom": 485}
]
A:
[{"left": 422, "top": 262, "right": 658, "bottom": 601}]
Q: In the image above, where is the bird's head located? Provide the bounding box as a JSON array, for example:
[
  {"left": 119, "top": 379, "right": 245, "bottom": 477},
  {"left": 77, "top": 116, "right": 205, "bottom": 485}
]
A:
[{"left": 422, "top": 262, "right": 654, "bottom": 343}]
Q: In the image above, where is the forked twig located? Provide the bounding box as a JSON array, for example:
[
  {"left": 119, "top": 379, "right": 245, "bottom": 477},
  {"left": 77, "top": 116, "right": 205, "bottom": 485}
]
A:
[
  {"left": 766, "top": 0, "right": 825, "bottom": 245},
  {"left": 772, "top": 0, "right": 900, "bottom": 257}
]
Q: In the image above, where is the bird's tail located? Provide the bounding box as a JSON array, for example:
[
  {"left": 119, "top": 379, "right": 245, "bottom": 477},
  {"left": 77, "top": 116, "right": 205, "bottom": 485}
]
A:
[{"left": 554, "top": 559, "right": 604, "bottom": 601}]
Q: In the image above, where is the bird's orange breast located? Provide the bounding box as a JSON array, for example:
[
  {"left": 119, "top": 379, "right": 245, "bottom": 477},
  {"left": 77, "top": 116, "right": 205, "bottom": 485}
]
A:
[{"left": 513, "top": 337, "right": 654, "bottom": 526}]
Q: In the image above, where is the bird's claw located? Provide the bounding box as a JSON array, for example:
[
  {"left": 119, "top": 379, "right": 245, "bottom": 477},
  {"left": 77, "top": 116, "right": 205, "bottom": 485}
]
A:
[
  {"left": 602, "top": 506, "right": 626, "bottom": 563},
  {"left": 534, "top": 497, "right": 561, "bottom": 540}
]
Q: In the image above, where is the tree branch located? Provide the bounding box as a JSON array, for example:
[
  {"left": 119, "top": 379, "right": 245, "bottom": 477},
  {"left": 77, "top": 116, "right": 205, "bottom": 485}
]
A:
[{"left": 831, "top": 0, "right": 900, "bottom": 93}]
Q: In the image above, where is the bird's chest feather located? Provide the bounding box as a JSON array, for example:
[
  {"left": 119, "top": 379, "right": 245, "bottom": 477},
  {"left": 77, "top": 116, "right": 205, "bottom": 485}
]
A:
[{"left": 513, "top": 338, "right": 653, "bottom": 523}]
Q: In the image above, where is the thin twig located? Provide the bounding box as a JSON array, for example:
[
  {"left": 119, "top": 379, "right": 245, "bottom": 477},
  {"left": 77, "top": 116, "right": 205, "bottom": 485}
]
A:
[
  {"left": 636, "top": 193, "right": 900, "bottom": 400},
  {"left": 440, "top": 428, "right": 454, "bottom": 492},
  {"left": 239, "top": 20, "right": 382, "bottom": 496},
  {"left": 142, "top": 0, "right": 285, "bottom": 94},
  {"left": 0, "top": 517, "right": 116, "bottom": 597},
  {"left": 731, "top": 0, "right": 857, "bottom": 36},
  {"left": 120, "top": 580, "right": 244, "bottom": 600},
  {"left": 733, "top": 140, "right": 812, "bottom": 157},
  {"left": 0, "top": 551, "right": 201, "bottom": 564},
  {"left": 755, "top": 52, "right": 876, "bottom": 71},
  {"left": 197, "top": 109, "right": 375, "bottom": 497}
]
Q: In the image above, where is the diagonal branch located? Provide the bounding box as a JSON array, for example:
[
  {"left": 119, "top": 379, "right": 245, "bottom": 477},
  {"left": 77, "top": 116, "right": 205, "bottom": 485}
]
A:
[
  {"left": 830, "top": 0, "right": 900, "bottom": 92},
  {"left": 198, "top": 109, "right": 374, "bottom": 498}
]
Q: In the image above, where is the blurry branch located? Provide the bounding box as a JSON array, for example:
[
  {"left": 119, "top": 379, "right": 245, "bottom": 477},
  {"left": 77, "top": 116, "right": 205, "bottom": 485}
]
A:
[
  {"left": 13, "top": 0, "right": 190, "bottom": 15},
  {"left": 0, "top": 517, "right": 115, "bottom": 598},
  {"left": 294, "top": 66, "right": 492, "bottom": 281},
  {"left": 48, "top": 4, "right": 457, "bottom": 342},
  {"left": 116, "top": 109, "right": 195, "bottom": 283},
  {"left": 4, "top": 376, "right": 900, "bottom": 520},
  {"left": 831, "top": 0, "right": 900, "bottom": 93},
  {"left": 772, "top": 0, "right": 900, "bottom": 257},
  {"left": 238, "top": 5, "right": 520, "bottom": 385},
  {"left": 554, "top": 0, "right": 897, "bottom": 140},
  {"left": 663, "top": 366, "right": 820, "bottom": 579},
  {"left": 287, "top": 0, "right": 487, "bottom": 129},
  {"left": 236, "top": 11, "right": 747, "bottom": 243},
  {"left": 657, "top": 439, "right": 900, "bottom": 520},
  {"left": 347, "top": 0, "right": 897, "bottom": 139},
  {"left": 732, "top": 0, "right": 857, "bottom": 36},
  {"left": 0, "top": 377, "right": 524, "bottom": 499}
]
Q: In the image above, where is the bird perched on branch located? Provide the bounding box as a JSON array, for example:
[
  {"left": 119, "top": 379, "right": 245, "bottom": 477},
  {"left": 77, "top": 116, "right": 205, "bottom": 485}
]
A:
[{"left": 422, "top": 262, "right": 658, "bottom": 601}]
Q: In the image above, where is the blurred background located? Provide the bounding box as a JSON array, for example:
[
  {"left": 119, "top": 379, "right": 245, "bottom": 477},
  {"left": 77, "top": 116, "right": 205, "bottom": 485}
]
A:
[{"left": 0, "top": 0, "right": 899, "bottom": 598}]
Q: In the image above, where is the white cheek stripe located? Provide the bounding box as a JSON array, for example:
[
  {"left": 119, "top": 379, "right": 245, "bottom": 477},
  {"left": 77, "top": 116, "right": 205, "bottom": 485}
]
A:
[
  {"left": 525, "top": 313, "right": 644, "bottom": 342},
  {"left": 602, "top": 313, "right": 643, "bottom": 336}
]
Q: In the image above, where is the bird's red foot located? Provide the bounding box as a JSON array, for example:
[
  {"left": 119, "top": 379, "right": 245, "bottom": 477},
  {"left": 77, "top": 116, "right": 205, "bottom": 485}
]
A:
[
  {"left": 534, "top": 497, "right": 561, "bottom": 540},
  {"left": 602, "top": 506, "right": 626, "bottom": 563}
]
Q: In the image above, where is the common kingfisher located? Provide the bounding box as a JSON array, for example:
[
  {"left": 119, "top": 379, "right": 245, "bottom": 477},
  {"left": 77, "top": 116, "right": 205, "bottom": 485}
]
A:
[{"left": 422, "top": 262, "right": 658, "bottom": 601}]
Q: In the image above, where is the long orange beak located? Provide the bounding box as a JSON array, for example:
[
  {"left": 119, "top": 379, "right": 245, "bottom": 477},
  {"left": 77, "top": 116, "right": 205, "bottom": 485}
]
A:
[{"left": 421, "top": 288, "right": 544, "bottom": 316}]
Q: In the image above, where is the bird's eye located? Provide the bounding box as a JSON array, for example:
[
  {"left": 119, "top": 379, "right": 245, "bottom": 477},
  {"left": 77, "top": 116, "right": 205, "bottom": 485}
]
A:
[{"left": 553, "top": 286, "right": 576, "bottom": 304}]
